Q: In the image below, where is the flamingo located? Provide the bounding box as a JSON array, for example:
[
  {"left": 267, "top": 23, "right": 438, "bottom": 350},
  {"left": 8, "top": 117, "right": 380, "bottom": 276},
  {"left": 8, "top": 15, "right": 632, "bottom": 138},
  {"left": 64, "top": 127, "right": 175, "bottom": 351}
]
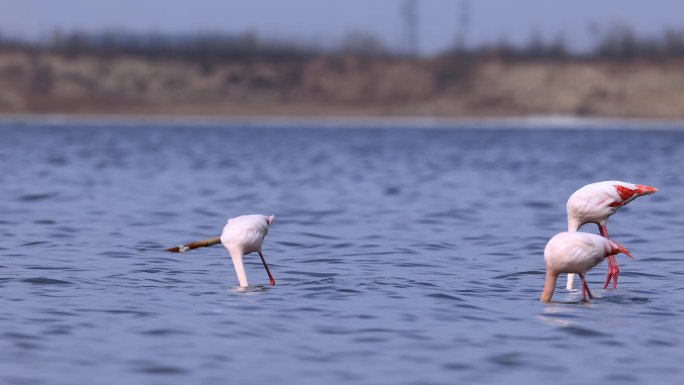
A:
[
  {"left": 565, "top": 181, "right": 657, "bottom": 290},
  {"left": 541, "top": 232, "right": 633, "bottom": 302},
  {"left": 220, "top": 214, "right": 277, "bottom": 288}
]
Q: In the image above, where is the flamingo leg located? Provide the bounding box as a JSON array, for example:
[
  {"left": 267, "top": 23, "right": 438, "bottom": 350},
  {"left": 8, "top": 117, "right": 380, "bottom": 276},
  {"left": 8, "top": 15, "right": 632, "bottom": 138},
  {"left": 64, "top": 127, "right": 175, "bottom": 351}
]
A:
[
  {"left": 258, "top": 251, "right": 276, "bottom": 286},
  {"left": 579, "top": 273, "right": 594, "bottom": 302},
  {"left": 603, "top": 255, "right": 620, "bottom": 289},
  {"left": 598, "top": 224, "right": 620, "bottom": 289}
]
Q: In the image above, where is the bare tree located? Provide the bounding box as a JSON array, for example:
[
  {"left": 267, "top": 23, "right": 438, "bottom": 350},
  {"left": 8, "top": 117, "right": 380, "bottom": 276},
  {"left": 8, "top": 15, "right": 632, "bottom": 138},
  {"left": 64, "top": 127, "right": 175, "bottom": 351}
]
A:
[
  {"left": 339, "top": 31, "right": 388, "bottom": 57},
  {"left": 401, "top": 0, "right": 419, "bottom": 56},
  {"left": 455, "top": 0, "right": 470, "bottom": 53}
]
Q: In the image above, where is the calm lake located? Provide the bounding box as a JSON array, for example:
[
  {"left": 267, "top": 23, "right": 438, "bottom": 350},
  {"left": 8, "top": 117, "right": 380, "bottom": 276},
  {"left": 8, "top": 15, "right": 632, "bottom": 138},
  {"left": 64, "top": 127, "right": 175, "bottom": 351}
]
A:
[{"left": 1, "top": 117, "right": 683, "bottom": 385}]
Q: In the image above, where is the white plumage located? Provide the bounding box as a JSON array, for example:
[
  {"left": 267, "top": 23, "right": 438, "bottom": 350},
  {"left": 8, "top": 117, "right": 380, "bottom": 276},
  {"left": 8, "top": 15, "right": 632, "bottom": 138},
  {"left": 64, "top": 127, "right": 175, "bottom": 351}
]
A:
[
  {"left": 541, "top": 232, "right": 633, "bottom": 302},
  {"left": 220, "top": 214, "right": 276, "bottom": 287},
  {"left": 565, "top": 181, "right": 656, "bottom": 290}
]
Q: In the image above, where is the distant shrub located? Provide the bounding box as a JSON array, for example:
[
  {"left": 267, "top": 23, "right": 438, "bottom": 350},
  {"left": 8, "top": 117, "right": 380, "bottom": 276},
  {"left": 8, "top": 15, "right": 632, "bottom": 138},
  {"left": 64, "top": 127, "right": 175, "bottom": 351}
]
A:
[{"left": 2, "top": 25, "right": 684, "bottom": 62}]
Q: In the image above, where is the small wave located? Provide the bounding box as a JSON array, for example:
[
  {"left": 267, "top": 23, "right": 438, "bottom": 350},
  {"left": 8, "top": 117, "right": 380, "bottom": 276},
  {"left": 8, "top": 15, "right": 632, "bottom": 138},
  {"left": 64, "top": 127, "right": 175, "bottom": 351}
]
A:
[
  {"left": 21, "top": 277, "right": 73, "bottom": 285},
  {"left": 97, "top": 251, "right": 137, "bottom": 259},
  {"left": 443, "top": 362, "right": 473, "bottom": 371},
  {"left": 303, "top": 258, "right": 344, "bottom": 264},
  {"left": 276, "top": 241, "right": 322, "bottom": 248},
  {"left": 621, "top": 271, "right": 666, "bottom": 278},
  {"left": 283, "top": 270, "right": 337, "bottom": 278},
  {"left": 4, "top": 332, "right": 41, "bottom": 340},
  {"left": 315, "top": 326, "right": 352, "bottom": 335},
  {"left": 600, "top": 295, "right": 651, "bottom": 304},
  {"left": 299, "top": 231, "right": 340, "bottom": 240},
  {"left": 646, "top": 339, "right": 676, "bottom": 347},
  {"left": 40, "top": 309, "right": 79, "bottom": 317},
  {"left": 638, "top": 257, "right": 681, "bottom": 262},
  {"left": 522, "top": 200, "right": 554, "bottom": 209},
  {"left": 638, "top": 310, "right": 677, "bottom": 317},
  {"left": 133, "top": 241, "right": 166, "bottom": 250},
  {"left": 336, "top": 288, "right": 363, "bottom": 294},
  {"left": 488, "top": 352, "right": 527, "bottom": 367},
  {"left": 134, "top": 364, "right": 189, "bottom": 375},
  {"left": 140, "top": 328, "right": 192, "bottom": 336},
  {"left": 19, "top": 241, "right": 49, "bottom": 247},
  {"left": 425, "top": 293, "right": 465, "bottom": 302},
  {"left": 330, "top": 242, "right": 354, "bottom": 249},
  {"left": 18, "top": 192, "right": 58, "bottom": 201},
  {"left": 560, "top": 325, "right": 607, "bottom": 337},
  {"left": 131, "top": 268, "right": 166, "bottom": 273},
  {"left": 494, "top": 270, "right": 543, "bottom": 280},
  {"left": 151, "top": 211, "right": 178, "bottom": 218},
  {"left": 411, "top": 242, "right": 459, "bottom": 251},
  {"left": 79, "top": 308, "right": 155, "bottom": 317},
  {"left": 383, "top": 186, "right": 401, "bottom": 196},
  {"left": 351, "top": 336, "right": 388, "bottom": 343},
  {"left": 27, "top": 266, "right": 78, "bottom": 271},
  {"left": 395, "top": 262, "right": 440, "bottom": 268},
  {"left": 34, "top": 219, "right": 56, "bottom": 225}
]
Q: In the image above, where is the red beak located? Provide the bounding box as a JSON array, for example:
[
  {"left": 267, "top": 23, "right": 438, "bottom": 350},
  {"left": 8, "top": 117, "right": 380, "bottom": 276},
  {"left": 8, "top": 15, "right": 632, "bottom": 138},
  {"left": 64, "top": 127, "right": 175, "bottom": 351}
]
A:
[
  {"left": 610, "top": 241, "right": 634, "bottom": 260},
  {"left": 635, "top": 184, "right": 658, "bottom": 196}
]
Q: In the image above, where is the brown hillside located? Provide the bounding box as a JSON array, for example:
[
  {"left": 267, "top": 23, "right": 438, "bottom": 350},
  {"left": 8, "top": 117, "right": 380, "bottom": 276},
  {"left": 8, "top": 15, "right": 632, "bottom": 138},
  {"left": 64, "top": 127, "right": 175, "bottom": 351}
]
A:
[{"left": 1, "top": 51, "right": 683, "bottom": 118}]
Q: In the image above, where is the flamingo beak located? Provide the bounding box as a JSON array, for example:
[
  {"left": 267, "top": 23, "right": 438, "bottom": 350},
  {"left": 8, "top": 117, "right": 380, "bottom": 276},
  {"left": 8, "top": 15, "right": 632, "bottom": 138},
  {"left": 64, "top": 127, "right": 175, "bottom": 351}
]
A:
[
  {"left": 635, "top": 184, "right": 658, "bottom": 196},
  {"left": 620, "top": 247, "right": 634, "bottom": 260},
  {"left": 611, "top": 242, "right": 635, "bottom": 260}
]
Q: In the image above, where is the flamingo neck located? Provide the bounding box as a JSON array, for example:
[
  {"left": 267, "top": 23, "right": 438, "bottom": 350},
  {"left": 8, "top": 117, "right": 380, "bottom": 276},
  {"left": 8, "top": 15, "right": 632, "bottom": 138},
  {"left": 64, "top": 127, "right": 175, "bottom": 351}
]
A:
[
  {"left": 230, "top": 253, "right": 249, "bottom": 287},
  {"left": 567, "top": 217, "right": 581, "bottom": 232},
  {"left": 565, "top": 219, "right": 579, "bottom": 291},
  {"left": 540, "top": 269, "right": 558, "bottom": 302}
]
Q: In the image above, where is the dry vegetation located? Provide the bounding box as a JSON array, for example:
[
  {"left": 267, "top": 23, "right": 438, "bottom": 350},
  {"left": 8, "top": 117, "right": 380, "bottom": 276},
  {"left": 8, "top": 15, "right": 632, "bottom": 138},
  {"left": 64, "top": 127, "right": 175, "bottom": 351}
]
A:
[{"left": 1, "top": 30, "right": 684, "bottom": 119}]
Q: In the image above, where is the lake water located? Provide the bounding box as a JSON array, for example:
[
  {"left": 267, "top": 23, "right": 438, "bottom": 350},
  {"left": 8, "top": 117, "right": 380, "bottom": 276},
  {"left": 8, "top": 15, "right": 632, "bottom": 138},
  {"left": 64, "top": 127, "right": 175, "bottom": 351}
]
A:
[{"left": 1, "top": 117, "right": 683, "bottom": 385}]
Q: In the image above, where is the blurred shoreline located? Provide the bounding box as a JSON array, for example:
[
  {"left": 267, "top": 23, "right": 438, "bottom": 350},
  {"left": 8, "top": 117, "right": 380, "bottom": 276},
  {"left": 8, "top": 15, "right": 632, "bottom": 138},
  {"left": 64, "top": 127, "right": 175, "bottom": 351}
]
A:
[
  {"left": 2, "top": 29, "right": 684, "bottom": 120},
  {"left": 3, "top": 112, "right": 684, "bottom": 131}
]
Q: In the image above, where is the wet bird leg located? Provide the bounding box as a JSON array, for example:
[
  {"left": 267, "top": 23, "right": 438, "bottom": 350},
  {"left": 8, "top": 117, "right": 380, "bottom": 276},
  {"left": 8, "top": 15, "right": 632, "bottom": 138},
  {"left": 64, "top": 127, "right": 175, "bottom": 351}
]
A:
[
  {"left": 258, "top": 251, "right": 276, "bottom": 286},
  {"left": 599, "top": 224, "right": 619, "bottom": 289},
  {"left": 579, "top": 273, "right": 594, "bottom": 302}
]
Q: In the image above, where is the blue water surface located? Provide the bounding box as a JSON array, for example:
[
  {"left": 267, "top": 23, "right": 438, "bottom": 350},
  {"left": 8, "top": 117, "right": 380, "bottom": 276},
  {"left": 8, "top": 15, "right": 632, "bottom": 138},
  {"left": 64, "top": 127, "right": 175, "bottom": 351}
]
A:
[{"left": 1, "top": 117, "right": 683, "bottom": 385}]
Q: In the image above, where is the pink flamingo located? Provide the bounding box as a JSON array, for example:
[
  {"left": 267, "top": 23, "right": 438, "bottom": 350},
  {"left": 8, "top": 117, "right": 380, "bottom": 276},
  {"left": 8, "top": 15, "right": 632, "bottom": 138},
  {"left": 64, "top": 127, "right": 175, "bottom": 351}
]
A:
[
  {"left": 541, "top": 232, "right": 633, "bottom": 302},
  {"left": 565, "top": 181, "right": 656, "bottom": 290},
  {"left": 220, "top": 214, "right": 276, "bottom": 288}
]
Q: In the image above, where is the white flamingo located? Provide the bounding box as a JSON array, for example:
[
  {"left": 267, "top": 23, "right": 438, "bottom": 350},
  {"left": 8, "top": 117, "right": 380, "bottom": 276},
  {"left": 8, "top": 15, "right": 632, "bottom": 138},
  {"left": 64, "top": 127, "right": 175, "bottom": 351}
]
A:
[
  {"left": 541, "top": 232, "right": 633, "bottom": 302},
  {"left": 220, "top": 214, "right": 276, "bottom": 288},
  {"left": 565, "top": 181, "right": 656, "bottom": 290}
]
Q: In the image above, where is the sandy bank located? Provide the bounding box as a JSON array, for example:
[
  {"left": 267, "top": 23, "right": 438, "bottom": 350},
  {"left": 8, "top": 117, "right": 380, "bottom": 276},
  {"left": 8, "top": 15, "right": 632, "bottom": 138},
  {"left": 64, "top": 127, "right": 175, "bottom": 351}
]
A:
[{"left": 1, "top": 51, "right": 683, "bottom": 119}]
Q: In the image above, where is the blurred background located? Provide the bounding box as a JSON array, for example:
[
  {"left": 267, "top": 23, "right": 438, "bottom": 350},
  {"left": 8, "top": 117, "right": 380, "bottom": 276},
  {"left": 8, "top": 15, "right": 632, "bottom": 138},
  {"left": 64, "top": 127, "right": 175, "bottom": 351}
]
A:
[
  {"left": 3, "top": 3, "right": 684, "bottom": 384},
  {"left": 1, "top": 0, "right": 683, "bottom": 119}
]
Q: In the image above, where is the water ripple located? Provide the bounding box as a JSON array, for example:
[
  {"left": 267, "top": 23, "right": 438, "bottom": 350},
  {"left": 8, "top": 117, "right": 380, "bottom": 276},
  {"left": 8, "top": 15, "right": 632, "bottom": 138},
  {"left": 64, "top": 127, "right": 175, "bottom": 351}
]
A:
[
  {"left": 1, "top": 121, "right": 683, "bottom": 385},
  {"left": 21, "top": 277, "right": 73, "bottom": 285},
  {"left": 17, "top": 192, "right": 59, "bottom": 202}
]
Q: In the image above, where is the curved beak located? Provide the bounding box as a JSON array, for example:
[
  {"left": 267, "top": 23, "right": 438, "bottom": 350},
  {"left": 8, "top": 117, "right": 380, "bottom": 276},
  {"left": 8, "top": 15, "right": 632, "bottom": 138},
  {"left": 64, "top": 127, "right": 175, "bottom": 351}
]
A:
[
  {"left": 610, "top": 241, "right": 634, "bottom": 260},
  {"left": 635, "top": 184, "right": 658, "bottom": 196}
]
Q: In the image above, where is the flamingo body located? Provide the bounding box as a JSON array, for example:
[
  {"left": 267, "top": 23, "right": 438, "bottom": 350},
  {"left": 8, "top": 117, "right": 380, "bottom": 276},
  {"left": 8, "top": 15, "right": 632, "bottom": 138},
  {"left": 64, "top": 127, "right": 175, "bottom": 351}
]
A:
[
  {"left": 566, "top": 181, "right": 656, "bottom": 232},
  {"left": 541, "top": 232, "right": 632, "bottom": 302},
  {"left": 565, "top": 181, "right": 656, "bottom": 289},
  {"left": 220, "top": 214, "right": 276, "bottom": 287}
]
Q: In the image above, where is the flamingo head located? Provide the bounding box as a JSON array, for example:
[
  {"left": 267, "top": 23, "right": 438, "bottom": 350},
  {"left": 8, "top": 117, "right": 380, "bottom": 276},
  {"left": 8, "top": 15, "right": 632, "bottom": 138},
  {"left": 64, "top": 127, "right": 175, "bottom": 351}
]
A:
[{"left": 610, "top": 183, "right": 657, "bottom": 207}]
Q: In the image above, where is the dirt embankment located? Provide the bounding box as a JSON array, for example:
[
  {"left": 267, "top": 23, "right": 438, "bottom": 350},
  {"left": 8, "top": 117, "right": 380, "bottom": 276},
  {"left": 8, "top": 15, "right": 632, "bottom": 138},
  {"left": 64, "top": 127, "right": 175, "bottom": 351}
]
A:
[{"left": 1, "top": 50, "right": 683, "bottom": 119}]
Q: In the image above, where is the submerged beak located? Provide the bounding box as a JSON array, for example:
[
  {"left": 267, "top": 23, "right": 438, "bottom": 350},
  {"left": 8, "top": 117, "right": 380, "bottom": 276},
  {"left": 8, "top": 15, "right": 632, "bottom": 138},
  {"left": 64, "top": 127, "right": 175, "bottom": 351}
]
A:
[{"left": 635, "top": 184, "right": 658, "bottom": 196}]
